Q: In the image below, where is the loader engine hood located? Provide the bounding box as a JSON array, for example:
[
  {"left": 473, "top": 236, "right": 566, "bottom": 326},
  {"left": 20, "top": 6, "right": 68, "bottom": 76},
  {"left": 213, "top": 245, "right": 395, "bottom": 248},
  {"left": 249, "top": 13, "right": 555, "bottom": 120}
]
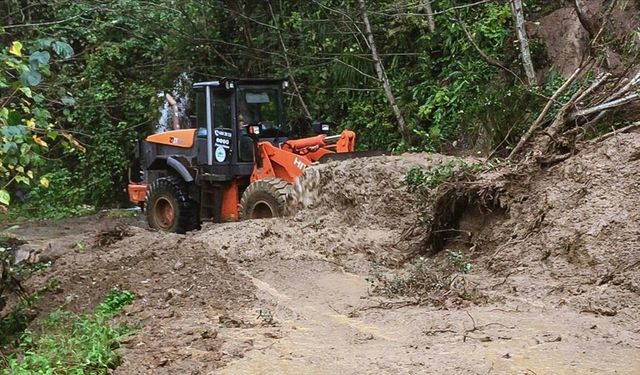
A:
[{"left": 146, "top": 129, "right": 196, "bottom": 148}]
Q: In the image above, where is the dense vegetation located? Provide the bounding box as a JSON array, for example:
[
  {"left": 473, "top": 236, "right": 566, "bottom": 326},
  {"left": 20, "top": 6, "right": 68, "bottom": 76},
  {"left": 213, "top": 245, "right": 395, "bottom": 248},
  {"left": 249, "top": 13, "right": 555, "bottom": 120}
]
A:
[
  {"left": 0, "top": 0, "right": 635, "bottom": 218},
  {"left": 1, "top": 287, "right": 135, "bottom": 374}
]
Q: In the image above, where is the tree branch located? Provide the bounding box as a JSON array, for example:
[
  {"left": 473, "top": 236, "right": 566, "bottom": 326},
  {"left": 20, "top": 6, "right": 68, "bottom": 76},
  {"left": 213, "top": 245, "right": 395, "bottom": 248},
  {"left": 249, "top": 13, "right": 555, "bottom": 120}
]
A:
[
  {"left": 358, "top": 0, "right": 413, "bottom": 144},
  {"left": 508, "top": 65, "right": 586, "bottom": 159}
]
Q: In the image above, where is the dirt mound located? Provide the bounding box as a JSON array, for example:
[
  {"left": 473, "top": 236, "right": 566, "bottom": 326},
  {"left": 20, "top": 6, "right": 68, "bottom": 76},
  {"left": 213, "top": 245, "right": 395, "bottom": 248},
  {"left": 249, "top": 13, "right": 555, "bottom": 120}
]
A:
[
  {"left": 292, "top": 153, "right": 459, "bottom": 226},
  {"left": 437, "top": 132, "right": 640, "bottom": 315},
  {"left": 8, "top": 220, "right": 256, "bottom": 373}
]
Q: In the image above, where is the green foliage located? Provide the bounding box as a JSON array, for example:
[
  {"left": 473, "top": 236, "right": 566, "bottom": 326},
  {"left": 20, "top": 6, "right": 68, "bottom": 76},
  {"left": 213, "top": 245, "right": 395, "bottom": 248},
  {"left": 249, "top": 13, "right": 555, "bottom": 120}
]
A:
[
  {"left": 447, "top": 250, "right": 472, "bottom": 273},
  {"left": 1, "top": 288, "right": 135, "bottom": 374},
  {"left": 410, "top": 1, "right": 515, "bottom": 147},
  {"left": 368, "top": 253, "right": 474, "bottom": 298},
  {"left": 405, "top": 159, "right": 493, "bottom": 193},
  {"left": 0, "top": 36, "right": 77, "bottom": 210},
  {"left": 96, "top": 288, "right": 135, "bottom": 316},
  {"left": 0, "top": 170, "right": 94, "bottom": 221}
]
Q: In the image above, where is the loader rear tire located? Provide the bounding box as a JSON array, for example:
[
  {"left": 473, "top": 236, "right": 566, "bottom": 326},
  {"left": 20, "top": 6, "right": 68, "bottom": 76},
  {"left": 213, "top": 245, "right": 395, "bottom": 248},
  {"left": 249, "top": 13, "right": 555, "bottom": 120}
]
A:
[
  {"left": 239, "top": 178, "right": 290, "bottom": 220},
  {"left": 145, "top": 176, "right": 199, "bottom": 233}
]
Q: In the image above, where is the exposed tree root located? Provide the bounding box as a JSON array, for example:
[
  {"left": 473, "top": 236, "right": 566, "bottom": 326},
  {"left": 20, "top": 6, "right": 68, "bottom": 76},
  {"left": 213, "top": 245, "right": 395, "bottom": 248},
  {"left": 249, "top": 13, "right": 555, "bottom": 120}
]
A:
[{"left": 423, "top": 178, "right": 508, "bottom": 253}]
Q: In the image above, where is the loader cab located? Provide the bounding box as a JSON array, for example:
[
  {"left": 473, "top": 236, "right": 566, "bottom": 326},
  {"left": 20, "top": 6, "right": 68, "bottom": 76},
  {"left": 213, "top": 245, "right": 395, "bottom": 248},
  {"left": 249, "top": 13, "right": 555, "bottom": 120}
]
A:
[{"left": 193, "top": 78, "right": 289, "bottom": 178}]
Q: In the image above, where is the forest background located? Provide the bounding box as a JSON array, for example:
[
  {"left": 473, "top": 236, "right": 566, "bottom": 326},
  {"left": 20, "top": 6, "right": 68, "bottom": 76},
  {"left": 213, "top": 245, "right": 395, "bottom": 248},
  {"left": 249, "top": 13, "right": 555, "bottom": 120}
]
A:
[{"left": 0, "top": 0, "right": 638, "bottom": 218}]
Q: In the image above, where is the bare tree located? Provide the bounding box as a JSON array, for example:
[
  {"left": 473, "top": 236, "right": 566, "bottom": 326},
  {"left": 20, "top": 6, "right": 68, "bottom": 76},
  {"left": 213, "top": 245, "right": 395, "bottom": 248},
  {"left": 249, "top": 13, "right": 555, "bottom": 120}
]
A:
[
  {"left": 510, "top": 0, "right": 537, "bottom": 86},
  {"left": 358, "top": 0, "right": 413, "bottom": 144},
  {"left": 507, "top": 0, "right": 639, "bottom": 162}
]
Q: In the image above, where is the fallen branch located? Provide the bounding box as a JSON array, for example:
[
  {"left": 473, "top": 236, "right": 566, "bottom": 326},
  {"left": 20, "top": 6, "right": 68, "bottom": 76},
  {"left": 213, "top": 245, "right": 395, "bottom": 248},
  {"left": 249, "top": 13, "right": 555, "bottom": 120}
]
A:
[
  {"left": 573, "top": 92, "right": 639, "bottom": 118},
  {"left": 357, "top": 299, "right": 421, "bottom": 311},
  {"left": 574, "top": 72, "right": 610, "bottom": 104},
  {"left": 589, "top": 121, "right": 640, "bottom": 143},
  {"left": 508, "top": 66, "right": 586, "bottom": 160}
]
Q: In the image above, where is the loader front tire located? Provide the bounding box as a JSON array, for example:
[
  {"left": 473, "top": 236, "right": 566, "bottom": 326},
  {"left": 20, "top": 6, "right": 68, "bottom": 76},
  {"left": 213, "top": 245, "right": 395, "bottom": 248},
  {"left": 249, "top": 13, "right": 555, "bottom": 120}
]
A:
[
  {"left": 239, "top": 178, "right": 290, "bottom": 220},
  {"left": 145, "top": 176, "right": 199, "bottom": 233}
]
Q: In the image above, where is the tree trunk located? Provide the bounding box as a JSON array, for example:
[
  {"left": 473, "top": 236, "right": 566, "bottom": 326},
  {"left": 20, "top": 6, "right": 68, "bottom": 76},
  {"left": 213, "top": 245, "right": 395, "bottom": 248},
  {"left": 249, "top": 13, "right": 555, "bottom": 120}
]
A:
[
  {"left": 573, "top": 0, "right": 599, "bottom": 39},
  {"left": 422, "top": 0, "right": 436, "bottom": 33},
  {"left": 358, "top": 0, "right": 413, "bottom": 144},
  {"left": 510, "top": 0, "right": 537, "bottom": 86}
]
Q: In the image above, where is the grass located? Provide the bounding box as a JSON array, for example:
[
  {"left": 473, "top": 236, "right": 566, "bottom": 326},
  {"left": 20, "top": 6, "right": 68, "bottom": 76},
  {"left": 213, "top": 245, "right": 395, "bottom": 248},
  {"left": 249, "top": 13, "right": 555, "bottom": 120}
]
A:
[
  {"left": 0, "top": 204, "right": 96, "bottom": 224},
  {"left": 0, "top": 287, "right": 135, "bottom": 374}
]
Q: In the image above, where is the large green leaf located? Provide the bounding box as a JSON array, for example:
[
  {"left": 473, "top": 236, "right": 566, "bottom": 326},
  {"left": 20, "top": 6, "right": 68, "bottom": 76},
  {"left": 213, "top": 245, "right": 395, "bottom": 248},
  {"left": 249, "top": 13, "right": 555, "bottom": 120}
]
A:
[
  {"left": 61, "top": 96, "right": 76, "bottom": 106},
  {"left": 20, "top": 69, "right": 42, "bottom": 86},
  {"left": 29, "top": 51, "right": 51, "bottom": 66},
  {"left": 6, "top": 111, "right": 22, "bottom": 127},
  {"left": 0, "top": 189, "right": 10, "bottom": 206},
  {"left": 52, "top": 41, "right": 74, "bottom": 59},
  {"left": 2, "top": 142, "right": 18, "bottom": 153}
]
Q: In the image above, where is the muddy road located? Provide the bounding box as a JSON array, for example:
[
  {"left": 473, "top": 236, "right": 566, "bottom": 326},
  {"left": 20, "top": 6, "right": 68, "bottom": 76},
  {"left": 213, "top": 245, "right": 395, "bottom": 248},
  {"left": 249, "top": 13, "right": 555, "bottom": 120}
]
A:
[{"left": 3, "top": 134, "right": 640, "bottom": 374}]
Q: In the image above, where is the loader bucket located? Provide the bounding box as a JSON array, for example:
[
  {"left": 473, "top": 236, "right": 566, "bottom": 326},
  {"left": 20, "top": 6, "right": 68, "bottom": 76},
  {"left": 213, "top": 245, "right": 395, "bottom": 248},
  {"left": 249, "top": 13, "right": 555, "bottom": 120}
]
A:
[{"left": 318, "top": 150, "right": 388, "bottom": 163}]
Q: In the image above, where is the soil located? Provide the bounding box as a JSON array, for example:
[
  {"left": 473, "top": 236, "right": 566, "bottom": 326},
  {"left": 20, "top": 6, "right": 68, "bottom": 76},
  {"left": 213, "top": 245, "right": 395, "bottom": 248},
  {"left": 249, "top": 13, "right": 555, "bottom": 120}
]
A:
[
  {"left": 528, "top": 0, "right": 639, "bottom": 77},
  {"left": 2, "top": 133, "right": 640, "bottom": 374}
]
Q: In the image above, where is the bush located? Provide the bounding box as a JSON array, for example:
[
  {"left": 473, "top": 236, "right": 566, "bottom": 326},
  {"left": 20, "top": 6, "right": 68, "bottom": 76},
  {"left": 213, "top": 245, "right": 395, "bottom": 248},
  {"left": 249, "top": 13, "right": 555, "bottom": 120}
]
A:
[
  {"left": 1, "top": 288, "right": 135, "bottom": 374},
  {"left": 1, "top": 169, "right": 94, "bottom": 221}
]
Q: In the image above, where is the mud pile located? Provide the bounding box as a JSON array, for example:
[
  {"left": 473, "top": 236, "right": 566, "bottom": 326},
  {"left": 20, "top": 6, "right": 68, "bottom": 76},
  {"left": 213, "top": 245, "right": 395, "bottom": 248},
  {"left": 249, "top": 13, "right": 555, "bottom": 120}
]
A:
[
  {"left": 291, "top": 153, "right": 459, "bottom": 227},
  {"left": 189, "top": 153, "right": 465, "bottom": 269},
  {"left": 10, "top": 221, "right": 256, "bottom": 374},
  {"left": 448, "top": 132, "right": 640, "bottom": 314}
]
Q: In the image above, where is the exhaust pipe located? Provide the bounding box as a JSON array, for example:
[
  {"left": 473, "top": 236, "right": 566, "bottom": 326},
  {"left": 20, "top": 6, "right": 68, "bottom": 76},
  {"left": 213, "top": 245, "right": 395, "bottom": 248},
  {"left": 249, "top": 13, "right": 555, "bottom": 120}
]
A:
[{"left": 323, "top": 135, "right": 341, "bottom": 144}]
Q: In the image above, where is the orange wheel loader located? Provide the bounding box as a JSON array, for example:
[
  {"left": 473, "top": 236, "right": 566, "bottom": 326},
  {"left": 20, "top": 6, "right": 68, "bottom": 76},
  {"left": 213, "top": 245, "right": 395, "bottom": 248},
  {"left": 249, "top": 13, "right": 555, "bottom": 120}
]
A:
[{"left": 127, "top": 78, "right": 356, "bottom": 233}]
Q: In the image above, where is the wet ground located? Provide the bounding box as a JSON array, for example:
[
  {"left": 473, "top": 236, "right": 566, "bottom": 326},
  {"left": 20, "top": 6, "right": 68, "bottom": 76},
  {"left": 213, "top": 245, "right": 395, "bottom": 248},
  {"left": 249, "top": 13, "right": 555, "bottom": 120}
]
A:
[{"left": 3, "top": 136, "right": 640, "bottom": 374}]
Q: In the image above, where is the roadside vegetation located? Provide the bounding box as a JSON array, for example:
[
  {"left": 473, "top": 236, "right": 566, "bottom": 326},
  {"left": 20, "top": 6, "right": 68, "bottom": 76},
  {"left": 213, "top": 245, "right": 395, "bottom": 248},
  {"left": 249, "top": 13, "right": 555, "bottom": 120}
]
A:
[
  {"left": 0, "top": 287, "right": 135, "bottom": 374},
  {"left": 368, "top": 250, "right": 475, "bottom": 301}
]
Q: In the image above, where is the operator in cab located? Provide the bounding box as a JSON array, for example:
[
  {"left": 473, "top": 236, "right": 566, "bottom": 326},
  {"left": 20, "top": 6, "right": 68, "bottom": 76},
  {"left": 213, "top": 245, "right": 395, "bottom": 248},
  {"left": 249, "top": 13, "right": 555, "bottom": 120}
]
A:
[{"left": 237, "top": 114, "right": 253, "bottom": 161}]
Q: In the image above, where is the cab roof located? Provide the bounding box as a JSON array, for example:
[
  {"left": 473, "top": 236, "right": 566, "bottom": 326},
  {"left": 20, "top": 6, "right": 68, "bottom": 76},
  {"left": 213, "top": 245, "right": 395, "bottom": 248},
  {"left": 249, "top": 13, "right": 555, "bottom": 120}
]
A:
[{"left": 193, "top": 77, "right": 287, "bottom": 88}]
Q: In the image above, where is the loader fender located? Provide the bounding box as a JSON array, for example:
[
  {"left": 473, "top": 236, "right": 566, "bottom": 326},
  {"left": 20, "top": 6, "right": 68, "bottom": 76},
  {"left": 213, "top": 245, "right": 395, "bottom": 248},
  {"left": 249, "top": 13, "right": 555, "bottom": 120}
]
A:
[{"left": 167, "top": 157, "right": 194, "bottom": 182}]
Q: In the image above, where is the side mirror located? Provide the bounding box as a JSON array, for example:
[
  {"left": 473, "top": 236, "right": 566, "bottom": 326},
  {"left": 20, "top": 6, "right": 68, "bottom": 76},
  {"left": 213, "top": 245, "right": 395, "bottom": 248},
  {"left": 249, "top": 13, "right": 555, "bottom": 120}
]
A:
[{"left": 312, "top": 121, "right": 331, "bottom": 135}]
